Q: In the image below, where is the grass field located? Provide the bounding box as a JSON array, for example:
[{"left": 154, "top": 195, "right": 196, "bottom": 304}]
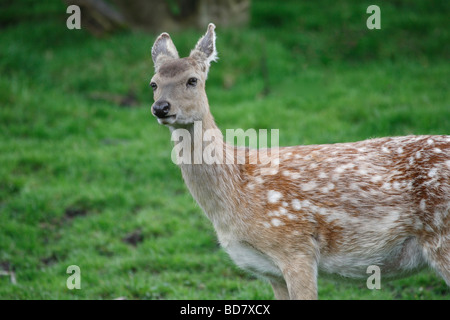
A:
[{"left": 0, "top": 0, "right": 449, "bottom": 299}]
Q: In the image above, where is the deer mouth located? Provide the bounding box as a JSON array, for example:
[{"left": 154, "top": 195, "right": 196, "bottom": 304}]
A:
[{"left": 157, "top": 114, "right": 176, "bottom": 125}]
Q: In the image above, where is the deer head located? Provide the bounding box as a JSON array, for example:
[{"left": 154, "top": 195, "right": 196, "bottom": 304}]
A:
[{"left": 150, "top": 23, "right": 218, "bottom": 128}]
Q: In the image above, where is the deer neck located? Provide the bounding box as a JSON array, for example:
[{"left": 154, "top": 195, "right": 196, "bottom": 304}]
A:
[{"left": 172, "top": 113, "right": 244, "bottom": 228}]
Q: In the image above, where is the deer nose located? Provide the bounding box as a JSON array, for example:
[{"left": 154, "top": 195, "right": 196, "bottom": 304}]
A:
[{"left": 152, "top": 100, "right": 171, "bottom": 118}]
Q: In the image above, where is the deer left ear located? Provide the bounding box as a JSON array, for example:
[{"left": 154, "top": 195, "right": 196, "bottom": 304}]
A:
[{"left": 190, "top": 23, "right": 218, "bottom": 72}]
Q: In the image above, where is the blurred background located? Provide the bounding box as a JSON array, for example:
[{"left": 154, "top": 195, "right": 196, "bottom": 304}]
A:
[{"left": 0, "top": 0, "right": 448, "bottom": 299}]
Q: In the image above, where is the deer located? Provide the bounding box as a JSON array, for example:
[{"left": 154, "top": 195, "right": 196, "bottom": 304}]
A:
[{"left": 149, "top": 23, "right": 450, "bottom": 299}]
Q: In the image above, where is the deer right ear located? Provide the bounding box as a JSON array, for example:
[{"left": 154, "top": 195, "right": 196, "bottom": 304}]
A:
[
  {"left": 151, "top": 33, "right": 180, "bottom": 72},
  {"left": 189, "top": 23, "right": 218, "bottom": 72}
]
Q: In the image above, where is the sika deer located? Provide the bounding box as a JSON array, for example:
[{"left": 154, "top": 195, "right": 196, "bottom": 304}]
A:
[{"left": 149, "top": 24, "right": 450, "bottom": 299}]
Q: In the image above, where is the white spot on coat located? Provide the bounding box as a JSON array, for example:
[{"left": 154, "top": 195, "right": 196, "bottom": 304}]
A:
[
  {"left": 268, "top": 210, "right": 280, "bottom": 217},
  {"left": 291, "top": 173, "right": 301, "bottom": 179},
  {"left": 428, "top": 168, "right": 438, "bottom": 178},
  {"left": 335, "top": 166, "right": 345, "bottom": 173},
  {"left": 302, "top": 200, "right": 311, "bottom": 207},
  {"left": 318, "top": 172, "right": 327, "bottom": 179},
  {"left": 271, "top": 218, "right": 283, "bottom": 227},
  {"left": 371, "top": 175, "right": 382, "bottom": 183},
  {"left": 382, "top": 182, "right": 391, "bottom": 190},
  {"left": 301, "top": 181, "right": 317, "bottom": 192},
  {"left": 267, "top": 190, "right": 282, "bottom": 203},
  {"left": 420, "top": 199, "right": 426, "bottom": 211},
  {"left": 358, "top": 168, "right": 368, "bottom": 175},
  {"left": 292, "top": 199, "right": 301, "bottom": 211}
]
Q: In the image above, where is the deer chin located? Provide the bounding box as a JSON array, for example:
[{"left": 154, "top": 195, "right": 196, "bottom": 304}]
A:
[{"left": 157, "top": 115, "right": 176, "bottom": 125}]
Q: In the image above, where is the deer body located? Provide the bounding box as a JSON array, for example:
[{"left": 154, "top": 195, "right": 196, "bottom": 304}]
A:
[{"left": 150, "top": 24, "right": 450, "bottom": 299}]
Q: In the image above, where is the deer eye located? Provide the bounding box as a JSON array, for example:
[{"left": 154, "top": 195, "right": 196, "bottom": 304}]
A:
[
  {"left": 187, "top": 77, "right": 197, "bottom": 87},
  {"left": 150, "top": 82, "right": 157, "bottom": 91}
]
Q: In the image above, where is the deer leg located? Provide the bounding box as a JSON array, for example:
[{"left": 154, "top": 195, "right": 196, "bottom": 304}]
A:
[
  {"left": 423, "top": 233, "right": 450, "bottom": 286},
  {"left": 281, "top": 254, "right": 318, "bottom": 300},
  {"left": 269, "top": 278, "right": 290, "bottom": 300}
]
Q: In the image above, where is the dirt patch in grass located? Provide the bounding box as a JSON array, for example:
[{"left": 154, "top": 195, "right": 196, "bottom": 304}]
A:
[{"left": 122, "top": 229, "right": 144, "bottom": 247}]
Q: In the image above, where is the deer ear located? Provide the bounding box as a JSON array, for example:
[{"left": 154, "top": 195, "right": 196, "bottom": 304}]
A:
[
  {"left": 151, "top": 33, "right": 180, "bottom": 72},
  {"left": 190, "top": 23, "right": 218, "bottom": 71}
]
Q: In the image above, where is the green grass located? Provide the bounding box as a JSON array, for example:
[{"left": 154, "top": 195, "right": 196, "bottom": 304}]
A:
[{"left": 0, "top": 0, "right": 449, "bottom": 299}]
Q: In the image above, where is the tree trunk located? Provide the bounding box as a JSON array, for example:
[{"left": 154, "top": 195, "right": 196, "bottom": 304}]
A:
[
  {"left": 65, "top": 0, "right": 250, "bottom": 36},
  {"left": 112, "top": 0, "right": 250, "bottom": 33}
]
